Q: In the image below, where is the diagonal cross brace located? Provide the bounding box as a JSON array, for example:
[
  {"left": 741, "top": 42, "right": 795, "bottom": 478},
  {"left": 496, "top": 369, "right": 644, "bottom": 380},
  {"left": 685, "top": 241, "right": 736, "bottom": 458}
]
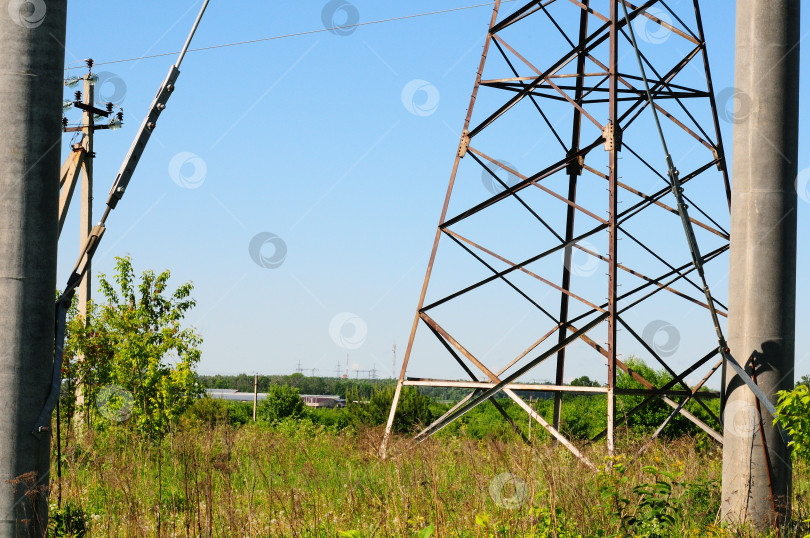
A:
[
  {"left": 418, "top": 312, "right": 596, "bottom": 469},
  {"left": 415, "top": 313, "right": 608, "bottom": 442},
  {"left": 619, "top": 0, "right": 788, "bottom": 446}
]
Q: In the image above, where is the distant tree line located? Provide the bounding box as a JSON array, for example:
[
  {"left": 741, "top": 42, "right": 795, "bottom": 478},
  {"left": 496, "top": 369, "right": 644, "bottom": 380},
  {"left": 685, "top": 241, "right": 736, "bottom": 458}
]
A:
[
  {"left": 198, "top": 373, "right": 479, "bottom": 402},
  {"left": 58, "top": 257, "right": 810, "bottom": 456},
  {"left": 198, "top": 373, "right": 606, "bottom": 402}
]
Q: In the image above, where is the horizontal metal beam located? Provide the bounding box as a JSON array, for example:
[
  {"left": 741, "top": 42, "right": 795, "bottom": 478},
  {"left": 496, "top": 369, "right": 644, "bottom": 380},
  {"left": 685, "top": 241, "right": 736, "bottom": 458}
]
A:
[
  {"left": 405, "top": 378, "right": 608, "bottom": 393},
  {"left": 404, "top": 379, "right": 719, "bottom": 398}
]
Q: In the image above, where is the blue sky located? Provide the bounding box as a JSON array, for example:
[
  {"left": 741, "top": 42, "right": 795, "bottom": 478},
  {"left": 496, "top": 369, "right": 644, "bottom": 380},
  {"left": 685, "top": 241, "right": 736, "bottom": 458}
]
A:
[{"left": 58, "top": 1, "right": 809, "bottom": 386}]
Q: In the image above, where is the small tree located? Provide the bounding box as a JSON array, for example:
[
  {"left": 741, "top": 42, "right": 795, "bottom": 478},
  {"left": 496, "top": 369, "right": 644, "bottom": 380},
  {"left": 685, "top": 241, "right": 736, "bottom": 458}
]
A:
[
  {"left": 64, "top": 256, "right": 203, "bottom": 437},
  {"left": 258, "top": 384, "right": 304, "bottom": 422}
]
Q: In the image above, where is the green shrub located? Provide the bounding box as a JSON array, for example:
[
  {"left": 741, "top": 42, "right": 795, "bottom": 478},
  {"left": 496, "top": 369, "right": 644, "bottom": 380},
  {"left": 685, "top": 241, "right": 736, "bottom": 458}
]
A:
[
  {"left": 49, "top": 502, "right": 88, "bottom": 537},
  {"left": 184, "top": 397, "right": 253, "bottom": 425},
  {"left": 600, "top": 457, "right": 684, "bottom": 538},
  {"left": 347, "top": 385, "right": 433, "bottom": 433},
  {"left": 776, "top": 383, "right": 810, "bottom": 461},
  {"left": 258, "top": 384, "right": 304, "bottom": 423},
  {"left": 530, "top": 506, "right": 581, "bottom": 537},
  {"left": 308, "top": 407, "right": 352, "bottom": 432}
]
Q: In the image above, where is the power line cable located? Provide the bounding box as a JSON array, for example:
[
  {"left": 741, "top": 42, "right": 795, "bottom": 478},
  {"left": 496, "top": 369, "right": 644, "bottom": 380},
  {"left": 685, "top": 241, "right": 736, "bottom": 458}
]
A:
[{"left": 67, "top": 1, "right": 515, "bottom": 69}]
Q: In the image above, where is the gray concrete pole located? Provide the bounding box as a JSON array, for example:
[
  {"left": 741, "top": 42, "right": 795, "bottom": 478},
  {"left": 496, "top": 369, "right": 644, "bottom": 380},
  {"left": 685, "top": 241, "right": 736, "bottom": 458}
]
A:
[
  {"left": 0, "top": 1, "right": 67, "bottom": 535},
  {"left": 723, "top": 0, "right": 801, "bottom": 528}
]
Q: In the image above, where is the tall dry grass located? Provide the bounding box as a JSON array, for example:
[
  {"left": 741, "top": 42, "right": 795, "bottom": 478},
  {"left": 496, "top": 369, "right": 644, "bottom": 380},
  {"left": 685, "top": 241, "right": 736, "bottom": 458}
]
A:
[{"left": 51, "top": 421, "right": 810, "bottom": 537}]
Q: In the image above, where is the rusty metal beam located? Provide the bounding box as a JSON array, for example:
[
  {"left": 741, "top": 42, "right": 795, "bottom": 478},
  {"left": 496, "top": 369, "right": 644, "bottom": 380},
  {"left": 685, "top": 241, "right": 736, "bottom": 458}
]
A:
[{"left": 384, "top": 0, "right": 731, "bottom": 464}]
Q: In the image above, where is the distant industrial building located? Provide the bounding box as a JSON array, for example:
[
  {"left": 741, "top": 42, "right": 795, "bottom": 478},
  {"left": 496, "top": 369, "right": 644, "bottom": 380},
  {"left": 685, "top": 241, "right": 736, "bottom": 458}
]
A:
[
  {"left": 300, "top": 395, "right": 344, "bottom": 408},
  {"left": 205, "top": 389, "right": 344, "bottom": 408},
  {"left": 206, "top": 389, "right": 260, "bottom": 402}
]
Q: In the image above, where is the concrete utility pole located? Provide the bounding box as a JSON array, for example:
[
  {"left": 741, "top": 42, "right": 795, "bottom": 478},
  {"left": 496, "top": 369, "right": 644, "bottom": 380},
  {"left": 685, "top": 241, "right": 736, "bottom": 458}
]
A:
[
  {"left": 723, "top": 0, "right": 801, "bottom": 528},
  {"left": 0, "top": 0, "right": 68, "bottom": 535}
]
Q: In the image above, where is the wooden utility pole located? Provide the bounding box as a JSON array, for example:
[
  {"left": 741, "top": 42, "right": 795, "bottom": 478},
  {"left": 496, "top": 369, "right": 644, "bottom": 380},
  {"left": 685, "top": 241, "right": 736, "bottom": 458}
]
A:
[
  {"left": 74, "top": 70, "right": 95, "bottom": 421},
  {"left": 59, "top": 60, "right": 122, "bottom": 426},
  {"left": 528, "top": 396, "right": 532, "bottom": 442},
  {"left": 78, "top": 73, "right": 94, "bottom": 329},
  {"left": 252, "top": 374, "right": 258, "bottom": 422}
]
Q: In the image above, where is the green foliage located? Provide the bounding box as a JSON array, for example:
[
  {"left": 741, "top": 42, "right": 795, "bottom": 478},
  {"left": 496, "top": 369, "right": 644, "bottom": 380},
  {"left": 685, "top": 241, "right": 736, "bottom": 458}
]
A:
[
  {"left": 258, "top": 384, "right": 304, "bottom": 423},
  {"left": 599, "top": 457, "right": 684, "bottom": 538},
  {"left": 615, "top": 358, "right": 718, "bottom": 437},
  {"left": 48, "top": 502, "right": 88, "bottom": 537},
  {"left": 599, "top": 458, "right": 631, "bottom": 532},
  {"left": 474, "top": 507, "right": 579, "bottom": 538},
  {"left": 451, "top": 398, "right": 537, "bottom": 441},
  {"left": 200, "top": 358, "right": 725, "bottom": 442},
  {"left": 681, "top": 472, "right": 721, "bottom": 529},
  {"left": 529, "top": 506, "right": 581, "bottom": 537},
  {"left": 49, "top": 420, "right": 782, "bottom": 536},
  {"left": 64, "top": 256, "right": 202, "bottom": 438},
  {"left": 339, "top": 524, "right": 434, "bottom": 538},
  {"left": 571, "top": 375, "right": 601, "bottom": 387},
  {"left": 198, "top": 374, "right": 471, "bottom": 403},
  {"left": 417, "top": 524, "right": 435, "bottom": 537},
  {"left": 184, "top": 397, "right": 253, "bottom": 426},
  {"left": 225, "top": 400, "right": 253, "bottom": 425},
  {"left": 626, "top": 466, "right": 682, "bottom": 535},
  {"left": 272, "top": 415, "right": 324, "bottom": 438},
  {"left": 616, "top": 359, "right": 672, "bottom": 434},
  {"left": 556, "top": 395, "right": 607, "bottom": 440},
  {"left": 307, "top": 406, "right": 352, "bottom": 431},
  {"left": 776, "top": 383, "right": 810, "bottom": 461},
  {"left": 347, "top": 385, "right": 433, "bottom": 433}
]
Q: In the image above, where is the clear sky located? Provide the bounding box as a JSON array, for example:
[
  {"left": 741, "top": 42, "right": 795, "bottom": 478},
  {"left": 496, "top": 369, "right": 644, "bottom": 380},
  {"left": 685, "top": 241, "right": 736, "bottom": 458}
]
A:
[{"left": 58, "top": 1, "right": 809, "bottom": 386}]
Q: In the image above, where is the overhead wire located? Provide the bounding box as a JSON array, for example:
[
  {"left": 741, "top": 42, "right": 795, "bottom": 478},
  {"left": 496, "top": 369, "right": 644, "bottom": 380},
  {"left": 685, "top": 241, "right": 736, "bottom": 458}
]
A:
[
  {"left": 38, "top": 0, "right": 216, "bottom": 436},
  {"left": 66, "top": 1, "right": 516, "bottom": 70}
]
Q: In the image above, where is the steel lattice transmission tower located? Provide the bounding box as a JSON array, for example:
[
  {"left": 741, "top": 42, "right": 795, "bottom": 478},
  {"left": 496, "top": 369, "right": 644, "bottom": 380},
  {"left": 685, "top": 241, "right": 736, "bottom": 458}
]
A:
[{"left": 382, "top": 0, "right": 732, "bottom": 465}]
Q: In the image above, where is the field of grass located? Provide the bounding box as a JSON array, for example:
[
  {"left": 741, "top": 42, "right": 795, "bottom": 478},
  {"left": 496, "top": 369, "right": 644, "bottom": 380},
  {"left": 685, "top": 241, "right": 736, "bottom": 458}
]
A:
[
  {"left": 51, "top": 263, "right": 810, "bottom": 536},
  {"left": 49, "top": 419, "right": 810, "bottom": 537}
]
